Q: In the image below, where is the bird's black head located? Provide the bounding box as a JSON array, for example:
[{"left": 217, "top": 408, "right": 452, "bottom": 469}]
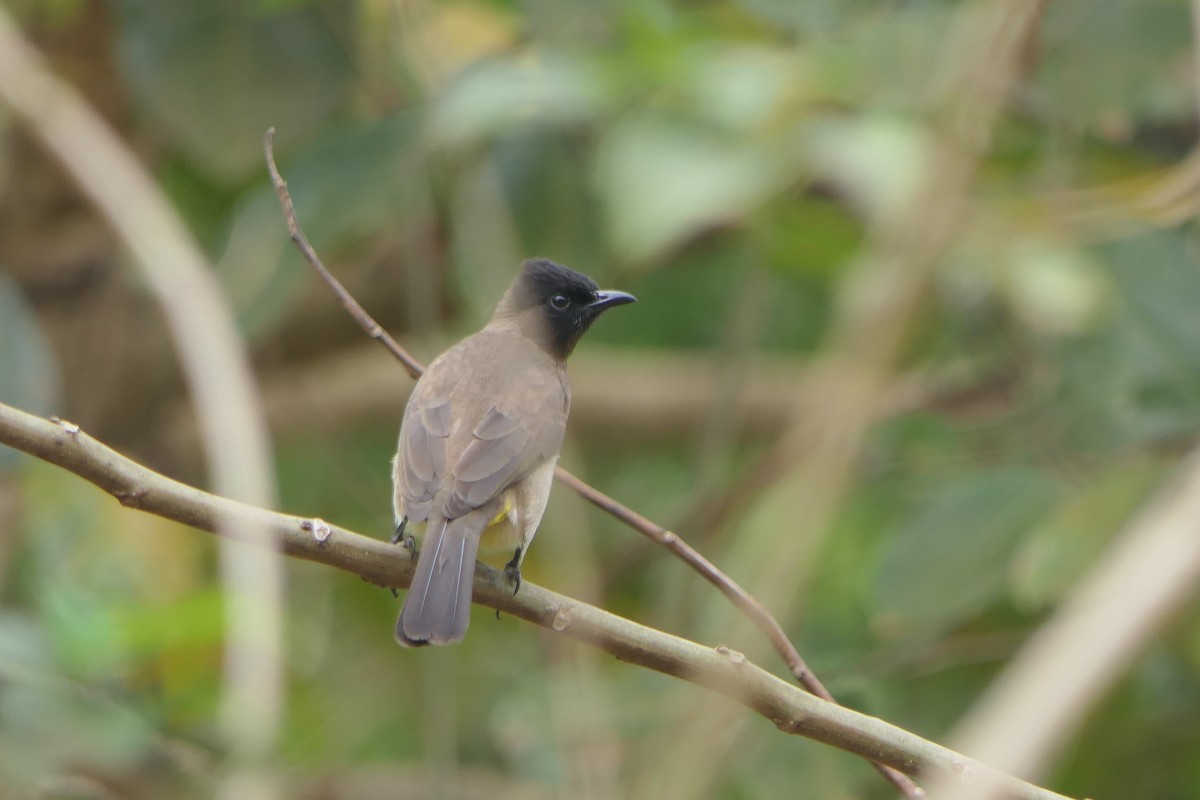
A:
[{"left": 502, "top": 258, "right": 636, "bottom": 359}]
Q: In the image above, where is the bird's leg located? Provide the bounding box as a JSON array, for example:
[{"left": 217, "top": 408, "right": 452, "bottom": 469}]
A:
[
  {"left": 504, "top": 547, "right": 522, "bottom": 596},
  {"left": 390, "top": 517, "right": 417, "bottom": 598},
  {"left": 389, "top": 516, "right": 407, "bottom": 544},
  {"left": 390, "top": 517, "right": 417, "bottom": 558},
  {"left": 496, "top": 547, "right": 524, "bottom": 620}
]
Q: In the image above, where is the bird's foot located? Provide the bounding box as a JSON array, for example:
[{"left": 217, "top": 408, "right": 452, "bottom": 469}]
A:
[
  {"left": 504, "top": 547, "right": 522, "bottom": 596},
  {"left": 390, "top": 518, "right": 417, "bottom": 559},
  {"left": 390, "top": 518, "right": 417, "bottom": 598}
]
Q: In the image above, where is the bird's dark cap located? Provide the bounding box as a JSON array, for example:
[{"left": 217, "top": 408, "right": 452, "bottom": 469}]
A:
[
  {"left": 519, "top": 258, "right": 600, "bottom": 298},
  {"left": 497, "top": 258, "right": 634, "bottom": 360}
]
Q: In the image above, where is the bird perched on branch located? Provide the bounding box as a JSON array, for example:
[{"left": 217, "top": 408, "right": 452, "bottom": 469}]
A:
[{"left": 392, "top": 259, "right": 636, "bottom": 646}]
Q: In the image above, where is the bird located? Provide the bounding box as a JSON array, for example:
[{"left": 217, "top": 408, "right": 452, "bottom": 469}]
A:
[{"left": 391, "top": 258, "right": 636, "bottom": 646}]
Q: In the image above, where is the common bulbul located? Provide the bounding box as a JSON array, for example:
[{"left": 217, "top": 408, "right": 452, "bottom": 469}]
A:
[{"left": 392, "top": 259, "right": 636, "bottom": 646}]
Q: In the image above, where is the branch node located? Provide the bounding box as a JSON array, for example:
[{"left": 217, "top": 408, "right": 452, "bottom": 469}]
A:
[
  {"left": 772, "top": 716, "right": 804, "bottom": 735},
  {"left": 715, "top": 644, "right": 747, "bottom": 665},
  {"left": 551, "top": 605, "right": 574, "bottom": 631},
  {"left": 661, "top": 530, "right": 678, "bottom": 545},
  {"left": 48, "top": 416, "right": 80, "bottom": 436},
  {"left": 114, "top": 488, "right": 146, "bottom": 509},
  {"left": 301, "top": 517, "right": 332, "bottom": 545},
  {"left": 953, "top": 759, "right": 980, "bottom": 785}
]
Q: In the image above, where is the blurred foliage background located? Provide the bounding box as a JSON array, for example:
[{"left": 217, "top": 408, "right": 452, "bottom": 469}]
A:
[{"left": 2, "top": 0, "right": 1200, "bottom": 798}]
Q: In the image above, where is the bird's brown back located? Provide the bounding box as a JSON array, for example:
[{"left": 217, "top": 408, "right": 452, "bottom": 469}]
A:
[{"left": 396, "top": 326, "right": 570, "bottom": 524}]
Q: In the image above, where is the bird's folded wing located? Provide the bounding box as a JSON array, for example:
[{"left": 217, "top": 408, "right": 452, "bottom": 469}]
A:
[
  {"left": 400, "top": 394, "right": 451, "bottom": 521},
  {"left": 444, "top": 399, "right": 565, "bottom": 519}
]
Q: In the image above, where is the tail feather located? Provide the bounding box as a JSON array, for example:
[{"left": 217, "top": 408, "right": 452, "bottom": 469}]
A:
[{"left": 396, "top": 515, "right": 482, "bottom": 646}]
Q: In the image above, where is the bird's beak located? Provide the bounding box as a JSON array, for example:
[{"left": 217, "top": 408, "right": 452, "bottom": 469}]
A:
[{"left": 587, "top": 290, "right": 637, "bottom": 313}]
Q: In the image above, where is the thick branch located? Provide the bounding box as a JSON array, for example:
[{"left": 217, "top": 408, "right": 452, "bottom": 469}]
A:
[{"left": 0, "top": 401, "right": 1071, "bottom": 800}]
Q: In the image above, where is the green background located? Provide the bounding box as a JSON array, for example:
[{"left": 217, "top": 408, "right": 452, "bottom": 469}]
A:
[{"left": 2, "top": 1, "right": 1200, "bottom": 798}]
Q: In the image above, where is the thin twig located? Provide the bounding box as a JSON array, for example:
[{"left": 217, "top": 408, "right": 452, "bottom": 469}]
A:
[
  {"left": 0, "top": 400, "right": 1073, "bottom": 800},
  {"left": 262, "top": 129, "right": 923, "bottom": 798},
  {"left": 554, "top": 464, "right": 931, "bottom": 795},
  {"left": 263, "top": 132, "right": 424, "bottom": 382}
]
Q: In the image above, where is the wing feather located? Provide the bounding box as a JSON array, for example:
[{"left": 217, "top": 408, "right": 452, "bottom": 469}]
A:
[
  {"left": 398, "top": 394, "right": 452, "bottom": 521},
  {"left": 445, "top": 395, "right": 564, "bottom": 519},
  {"left": 397, "top": 333, "right": 569, "bottom": 524}
]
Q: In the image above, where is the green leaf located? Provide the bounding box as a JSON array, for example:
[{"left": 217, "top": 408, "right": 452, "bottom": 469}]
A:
[
  {"left": 1056, "top": 231, "right": 1200, "bottom": 449},
  {"left": 873, "top": 468, "right": 1059, "bottom": 638},
  {"left": 805, "top": 114, "right": 928, "bottom": 222},
  {"left": 0, "top": 615, "right": 155, "bottom": 785},
  {"left": 0, "top": 673, "right": 156, "bottom": 784},
  {"left": 1011, "top": 458, "right": 1166, "bottom": 611},
  {"left": 1035, "top": 0, "right": 1194, "bottom": 131},
  {"left": 1001, "top": 238, "right": 1112, "bottom": 336},
  {"left": 596, "top": 114, "right": 793, "bottom": 262},
  {"left": 430, "top": 51, "right": 605, "bottom": 147},
  {"left": 113, "top": 0, "right": 352, "bottom": 180}
]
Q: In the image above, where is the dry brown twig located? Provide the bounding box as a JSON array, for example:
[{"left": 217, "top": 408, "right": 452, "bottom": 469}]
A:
[
  {"left": 0, "top": 400, "right": 1072, "bottom": 800},
  {"left": 263, "top": 129, "right": 923, "bottom": 798}
]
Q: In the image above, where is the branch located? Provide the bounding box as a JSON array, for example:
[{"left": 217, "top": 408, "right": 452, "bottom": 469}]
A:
[
  {"left": 0, "top": 401, "right": 1072, "bottom": 800},
  {"left": 262, "top": 130, "right": 922, "bottom": 799},
  {"left": 263, "top": 131, "right": 424, "bottom": 383}
]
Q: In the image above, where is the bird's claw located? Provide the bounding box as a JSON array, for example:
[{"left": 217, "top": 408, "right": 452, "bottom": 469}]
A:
[
  {"left": 390, "top": 518, "right": 417, "bottom": 597},
  {"left": 390, "top": 518, "right": 417, "bottom": 560},
  {"left": 504, "top": 547, "right": 522, "bottom": 596}
]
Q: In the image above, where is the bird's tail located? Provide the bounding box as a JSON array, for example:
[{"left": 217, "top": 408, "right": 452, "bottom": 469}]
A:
[{"left": 396, "top": 514, "right": 483, "bottom": 646}]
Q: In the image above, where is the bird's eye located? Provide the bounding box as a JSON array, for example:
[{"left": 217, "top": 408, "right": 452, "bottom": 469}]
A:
[{"left": 549, "top": 294, "right": 570, "bottom": 310}]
